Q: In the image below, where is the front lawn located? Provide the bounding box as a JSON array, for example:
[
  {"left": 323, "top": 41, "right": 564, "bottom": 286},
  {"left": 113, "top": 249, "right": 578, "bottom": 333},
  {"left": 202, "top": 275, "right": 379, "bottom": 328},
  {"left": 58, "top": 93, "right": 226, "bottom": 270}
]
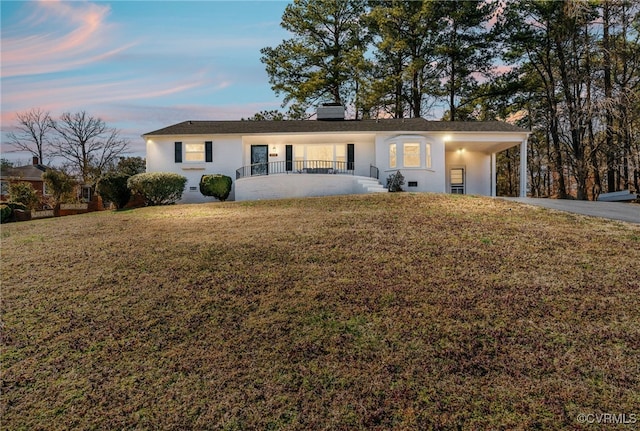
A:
[{"left": 2, "top": 193, "right": 639, "bottom": 430}]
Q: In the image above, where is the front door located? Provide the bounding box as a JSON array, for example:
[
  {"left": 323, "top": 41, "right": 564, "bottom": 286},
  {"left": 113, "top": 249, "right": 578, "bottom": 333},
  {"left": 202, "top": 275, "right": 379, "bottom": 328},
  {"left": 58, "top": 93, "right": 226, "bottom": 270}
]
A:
[
  {"left": 450, "top": 168, "right": 465, "bottom": 194},
  {"left": 251, "top": 145, "right": 268, "bottom": 176}
]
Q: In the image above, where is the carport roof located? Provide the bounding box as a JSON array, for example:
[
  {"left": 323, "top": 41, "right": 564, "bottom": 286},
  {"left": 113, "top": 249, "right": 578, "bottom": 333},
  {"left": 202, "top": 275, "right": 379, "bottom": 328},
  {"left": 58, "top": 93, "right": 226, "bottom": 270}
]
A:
[{"left": 143, "top": 118, "right": 528, "bottom": 137}]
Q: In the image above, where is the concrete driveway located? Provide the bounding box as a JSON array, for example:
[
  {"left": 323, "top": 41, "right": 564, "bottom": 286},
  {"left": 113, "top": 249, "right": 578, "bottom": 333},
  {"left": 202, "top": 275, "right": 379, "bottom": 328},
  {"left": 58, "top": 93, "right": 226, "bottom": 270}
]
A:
[{"left": 500, "top": 197, "right": 640, "bottom": 224}]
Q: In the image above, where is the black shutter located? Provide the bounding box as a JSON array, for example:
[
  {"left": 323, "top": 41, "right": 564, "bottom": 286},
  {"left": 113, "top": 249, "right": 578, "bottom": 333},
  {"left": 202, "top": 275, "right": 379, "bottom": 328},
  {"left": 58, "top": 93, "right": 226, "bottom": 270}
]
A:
[
  {"left": 205, "top": 141, "right": 213, "bottom": 162},
  {"left": 347, "top": 144, "right": 355, "bottom": 170},
  {"left": 285, "top": 145, "right": 293, "bottom": 171},
  {"left": 174, "top": 142, "right": 182, "bottom": 163}
]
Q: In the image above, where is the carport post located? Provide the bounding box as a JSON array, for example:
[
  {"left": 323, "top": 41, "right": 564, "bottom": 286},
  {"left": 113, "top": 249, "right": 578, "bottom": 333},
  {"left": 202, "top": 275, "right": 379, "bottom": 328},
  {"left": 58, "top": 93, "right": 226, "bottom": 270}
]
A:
[
  {"left": 491, "top": 152, "right": 496, "bottom": 197},
  {"left": 519, "top": 138, "right": 528, "bottom": 197}
]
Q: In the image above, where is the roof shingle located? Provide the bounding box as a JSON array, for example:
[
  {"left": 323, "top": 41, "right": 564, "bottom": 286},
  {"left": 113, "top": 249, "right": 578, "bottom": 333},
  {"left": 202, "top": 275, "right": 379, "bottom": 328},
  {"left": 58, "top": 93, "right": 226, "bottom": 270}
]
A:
[
  {"left": 0, "top": 164, "right": 48, "bottom": 181},
  {"left": 143, "top": 118, "right": 528, "bottom": 137}
]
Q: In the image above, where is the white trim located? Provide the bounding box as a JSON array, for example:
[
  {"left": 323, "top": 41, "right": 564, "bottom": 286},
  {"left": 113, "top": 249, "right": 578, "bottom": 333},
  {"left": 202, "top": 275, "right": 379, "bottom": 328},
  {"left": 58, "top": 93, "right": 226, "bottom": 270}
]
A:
[
  {"left": 491, "top": 152, "right": 497, "bottom": 197},
  {"left": 519, "top": 138, "right": 528, "bottom": 197},
  {"left": 384, "top": 135, "right": 433, "bottom": 170}
]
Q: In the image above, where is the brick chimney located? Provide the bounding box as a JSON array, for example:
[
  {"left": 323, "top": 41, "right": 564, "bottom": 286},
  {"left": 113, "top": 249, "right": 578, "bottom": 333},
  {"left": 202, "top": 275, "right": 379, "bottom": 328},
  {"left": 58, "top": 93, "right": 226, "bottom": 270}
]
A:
[{"left": 32, "top": 156, "right": 39, "bottom": 165}]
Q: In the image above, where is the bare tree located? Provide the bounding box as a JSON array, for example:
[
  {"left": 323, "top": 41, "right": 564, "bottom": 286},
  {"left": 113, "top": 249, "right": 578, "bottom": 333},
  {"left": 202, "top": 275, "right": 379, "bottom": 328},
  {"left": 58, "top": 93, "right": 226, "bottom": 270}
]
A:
[
  {"left": 7, "top": 108, "right": 54, "bottom": 164},
  {"left": 52, "top": 111, "right": 129, "bottom": 185}
]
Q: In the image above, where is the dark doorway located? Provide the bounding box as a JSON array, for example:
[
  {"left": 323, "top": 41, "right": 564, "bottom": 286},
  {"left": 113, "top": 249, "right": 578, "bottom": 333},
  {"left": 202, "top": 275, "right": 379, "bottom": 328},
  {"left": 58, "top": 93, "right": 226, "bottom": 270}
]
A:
[{"left": 251, "top": 145, "right": 268, "bottom": 176}]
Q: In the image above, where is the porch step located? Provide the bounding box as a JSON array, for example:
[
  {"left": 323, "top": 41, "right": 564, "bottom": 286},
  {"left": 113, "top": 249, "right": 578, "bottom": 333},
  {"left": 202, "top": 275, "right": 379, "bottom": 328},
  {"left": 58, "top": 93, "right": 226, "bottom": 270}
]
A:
[{"left": 357, "top": 178, "right": 387, "bottom": 194}]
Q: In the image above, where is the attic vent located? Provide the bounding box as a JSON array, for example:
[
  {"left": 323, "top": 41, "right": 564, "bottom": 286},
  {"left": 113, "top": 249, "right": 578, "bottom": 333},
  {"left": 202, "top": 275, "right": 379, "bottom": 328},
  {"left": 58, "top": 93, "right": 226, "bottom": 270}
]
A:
[{"left": 317, "top": 103, "right": 345, "bottom": 121}]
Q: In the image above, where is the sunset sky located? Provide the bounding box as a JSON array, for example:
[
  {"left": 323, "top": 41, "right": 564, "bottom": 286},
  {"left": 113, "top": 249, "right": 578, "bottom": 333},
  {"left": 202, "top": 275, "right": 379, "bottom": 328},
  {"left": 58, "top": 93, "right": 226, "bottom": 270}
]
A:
[{"left": 1, "top": 0, "right": 292, "bottom": 161}]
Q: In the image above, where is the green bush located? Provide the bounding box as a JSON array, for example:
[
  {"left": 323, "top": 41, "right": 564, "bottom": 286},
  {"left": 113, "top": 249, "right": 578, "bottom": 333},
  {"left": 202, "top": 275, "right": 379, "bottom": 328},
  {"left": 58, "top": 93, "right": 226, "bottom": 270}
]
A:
[
  {"left": 4, "top": 202, "right": 28, "bottom": 211},
  {"left": 199, "top": 174, "right": 232, "bottom": 201},
  {"left": 387, "top": 170, "right": 405, "bottom": 192},
  {"left": 0, "top": 204, "right": 12, "bottom": 223},
  {"left": 0, "top": 202, "right": 29, "bottom": 223},
  {"left": 127, "top": 172, "right": 187, "bottom": 206},
  {"left": 7, "top": 181, "right": 40, "bottom": 210},
  {"left": 42, "top": 170, "right": 76, "bottom": 205},
  {"left": 97, "top": 173, "right": 131, "bottom": 209}
]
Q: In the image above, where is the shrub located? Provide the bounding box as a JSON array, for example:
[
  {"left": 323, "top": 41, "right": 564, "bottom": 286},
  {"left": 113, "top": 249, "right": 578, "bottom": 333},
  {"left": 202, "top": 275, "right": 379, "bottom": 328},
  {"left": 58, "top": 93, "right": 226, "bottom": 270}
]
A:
[
  {"left": 7, "top": 181, "right": 40, "bottom": 210},
  {"left": 97, "top": 173, "right": 131, "bottom": 209},
  {"left": 6, "top": 202, "right": 28, "bottom": 211},
  {"left": 387, "top": 170, "right": 405, "bottom": 192},
  {"left": 127, "top": 172, "right": 187, "bottom": 206},
  {"left": 1, "top": 202, "right": 30, "bottom": 223},
  {"left": 0, "top": 204, "right": 12, "bottom": 223},
  {"left": 42, "top": 170, "right": 76, "bottom": 205},
  {"left": 199, "top": 174, "right": 232, "bottom": 201}
]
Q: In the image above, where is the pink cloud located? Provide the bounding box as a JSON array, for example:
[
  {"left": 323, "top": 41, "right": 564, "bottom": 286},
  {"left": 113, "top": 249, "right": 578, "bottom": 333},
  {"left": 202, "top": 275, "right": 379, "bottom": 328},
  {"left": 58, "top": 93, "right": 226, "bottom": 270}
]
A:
[
  {"left": 2, "top": 0, "right": 130, "bottom": 77},
  {"left": 1, "top": 68, "right": 226, "bottom": 113}
]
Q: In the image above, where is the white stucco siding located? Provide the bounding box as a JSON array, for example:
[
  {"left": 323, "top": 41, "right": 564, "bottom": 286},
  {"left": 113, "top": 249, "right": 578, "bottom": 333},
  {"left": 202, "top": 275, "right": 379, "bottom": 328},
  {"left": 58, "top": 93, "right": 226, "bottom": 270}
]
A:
[
  {"left": 446, "top": 150, "right": 491, "bottom": 195},
  {"left": 375, "top": 133, "right": 447, "bottom": 193},
  {"left": 145, "top": 135, "right": 242, "bottom": 203},
  {"left": 235, "top": 174, "right": 374, "bottom": 201}
]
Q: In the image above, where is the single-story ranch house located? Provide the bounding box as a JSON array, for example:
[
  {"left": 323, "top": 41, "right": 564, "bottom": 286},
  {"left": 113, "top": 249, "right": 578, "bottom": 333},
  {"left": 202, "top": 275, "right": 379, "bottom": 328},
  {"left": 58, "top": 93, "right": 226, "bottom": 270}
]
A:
[{"left": 143, "top": 106, "right": 529, "bottom": 202}]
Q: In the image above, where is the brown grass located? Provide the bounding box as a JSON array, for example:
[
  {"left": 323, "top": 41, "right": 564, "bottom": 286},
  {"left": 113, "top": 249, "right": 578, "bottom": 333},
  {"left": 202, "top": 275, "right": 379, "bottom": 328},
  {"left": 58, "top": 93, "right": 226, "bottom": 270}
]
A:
[{"left": 1, "top": 193, "right": 639, "bottom": 430}]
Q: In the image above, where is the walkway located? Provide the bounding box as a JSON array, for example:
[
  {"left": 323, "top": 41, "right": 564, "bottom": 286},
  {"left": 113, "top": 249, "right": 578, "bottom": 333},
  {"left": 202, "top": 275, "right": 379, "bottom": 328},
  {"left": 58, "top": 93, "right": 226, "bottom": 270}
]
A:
[{"left": 500, "top": 197, "right": 640, "bottom": 224}]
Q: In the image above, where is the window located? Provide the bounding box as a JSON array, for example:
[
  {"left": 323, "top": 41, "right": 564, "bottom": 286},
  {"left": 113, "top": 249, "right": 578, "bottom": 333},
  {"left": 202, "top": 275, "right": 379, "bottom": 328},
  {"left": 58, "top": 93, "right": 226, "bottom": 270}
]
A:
[
  {"left": 451, "top": 168, "right": 464, "bottom": 184},
  {"left": 294, "top": 145, "right": 304, "bottom": 170},
  {"left": 403, "top": 143, "right": 421, "bottom": 167},
  {"left": 307, "top": 145, "right": 334, "bottom": 167},
  {"left": 335, "top": 145, "right": 346, "bottom": 163},
  {"left": 390, "top": 143, "right": 397, "bottom": 168},
  {"left": 292, "top": 144, "right": 348, "bottom": 169},
  {"left": 185, "top": 143, "right": 205, "bottom": 162},
  {"left": 387, "top": 137, "right": 432, "bottom": 169},
  {"left": 81, "top": 186, "right": 92, "bottom": 202}
]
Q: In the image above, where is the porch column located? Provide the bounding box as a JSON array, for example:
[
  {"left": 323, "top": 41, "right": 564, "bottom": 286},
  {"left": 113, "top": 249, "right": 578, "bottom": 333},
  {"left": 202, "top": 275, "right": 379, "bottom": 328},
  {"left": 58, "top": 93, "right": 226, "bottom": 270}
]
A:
[
  {"left": 519, "top": 138, "right": 528, "bottom": 197},
  {"left": 490, "top": 152, "right": 497, "bottom": 197}
]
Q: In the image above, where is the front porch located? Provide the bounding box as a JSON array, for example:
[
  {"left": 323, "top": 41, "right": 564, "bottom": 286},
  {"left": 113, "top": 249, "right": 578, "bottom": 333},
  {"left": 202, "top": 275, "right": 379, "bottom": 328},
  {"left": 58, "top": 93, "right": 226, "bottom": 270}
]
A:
[
  {"left": 234, "top": 161, "right": 384, "bottom": 201},
  {"left": 236, "top": 160, "right": 379, "bottom": 180}
]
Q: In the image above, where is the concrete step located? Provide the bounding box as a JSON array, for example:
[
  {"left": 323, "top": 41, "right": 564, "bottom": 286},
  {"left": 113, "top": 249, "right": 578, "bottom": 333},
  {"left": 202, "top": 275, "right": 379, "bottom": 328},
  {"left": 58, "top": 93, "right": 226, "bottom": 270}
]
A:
[
  {"left": 367, "top": 187, "right": 387, "bottom": 193},
  {"left": 356, "top": 178, "right": 387, "bottom": 193},
  {"left": 357, "top": 179, "right": 379, "bottom": 185}
]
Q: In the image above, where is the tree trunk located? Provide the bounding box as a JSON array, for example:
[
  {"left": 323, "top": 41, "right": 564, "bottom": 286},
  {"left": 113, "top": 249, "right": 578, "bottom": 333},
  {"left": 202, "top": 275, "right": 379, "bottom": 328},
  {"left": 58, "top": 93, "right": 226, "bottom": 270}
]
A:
[{"left": 603, "top": 1, "right": 616, "bottom": 192}]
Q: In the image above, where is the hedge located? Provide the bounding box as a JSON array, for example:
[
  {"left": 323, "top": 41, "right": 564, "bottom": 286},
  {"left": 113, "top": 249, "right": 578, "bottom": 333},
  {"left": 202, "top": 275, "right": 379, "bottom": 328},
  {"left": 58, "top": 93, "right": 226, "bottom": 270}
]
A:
[
  {"left": 199, "top": 174, "right": 232, "bottom": 201},
  {"left": 98, "top": 173, "right": 132, "bottom": 209},
  {"left": 127, "top": 172, "right": 187, "bottom": 206},
  {"left": 0, "top": 204, "right": 11, "bottom": 223}
]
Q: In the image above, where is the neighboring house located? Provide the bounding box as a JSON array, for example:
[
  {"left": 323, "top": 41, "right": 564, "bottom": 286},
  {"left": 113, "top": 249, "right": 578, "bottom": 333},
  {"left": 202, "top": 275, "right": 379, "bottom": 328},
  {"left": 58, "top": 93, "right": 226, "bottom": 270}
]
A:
[
  {"left": 0, "top": 157, "right": 48, "bottom": 201},
  {"left": 143, "top": 106, "right": 529, "bottom": 202}
]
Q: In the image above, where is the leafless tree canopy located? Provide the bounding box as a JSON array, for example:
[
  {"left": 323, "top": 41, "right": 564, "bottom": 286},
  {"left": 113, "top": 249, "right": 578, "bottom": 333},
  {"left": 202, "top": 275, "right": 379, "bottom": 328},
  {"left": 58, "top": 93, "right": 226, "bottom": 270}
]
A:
[
  {"left": 7, "top": 108, "right": 54, "bottom": 164},
  {"left": 52, "top": 111, "right": 129, "bottom": 185}
]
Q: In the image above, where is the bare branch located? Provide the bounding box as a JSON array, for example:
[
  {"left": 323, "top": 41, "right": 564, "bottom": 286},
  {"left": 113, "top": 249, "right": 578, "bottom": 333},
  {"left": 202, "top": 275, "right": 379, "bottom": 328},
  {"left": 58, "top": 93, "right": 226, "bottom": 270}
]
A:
[
  {"left": 51, "top": 111, "right": 129, "bottom": 185},
  {"left": 6, "top": 108, "right": 54, "bottom": 163}
]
